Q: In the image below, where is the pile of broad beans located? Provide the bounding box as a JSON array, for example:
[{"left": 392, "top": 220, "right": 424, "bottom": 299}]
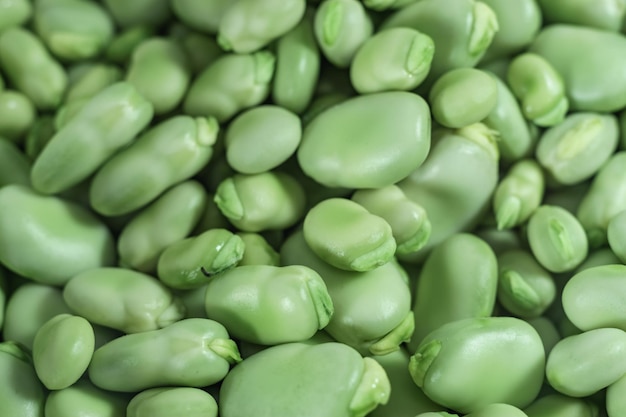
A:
[{"left": 2, "top": 0, "right": 626, "bottom": 416}]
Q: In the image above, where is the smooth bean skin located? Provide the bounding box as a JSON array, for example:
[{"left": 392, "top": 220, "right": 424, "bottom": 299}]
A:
[
  {"left": 237, "top": 232, "right": 280, "bottom": 266},
  {"left": 608, "top": 210, "right": 626, "bottom": 263},
  {"left": 536, "top": 112, "right": 619, "bottom": 185},
  {"left": 409, "top": 233, "right": 498, "bottom": 349},
  {"left": 88, "top": 318, "right": 241, "bottom": 392},
  {"left": 537, "top": 0, "right": 626, "bottom": 32},
  {"left": 0, "top": 0, "right": 31, "bottom": 31},
  {"left": 562, "top": 264, "right": 626, "bottom": 332},
  {"left": 184, "top": 51, "right": 275, "bottom": 122},
  {"left": 0, "top": 342, "right": 46, "bottom": 417},
  {"left": 33, "top": 0, "right": 114, "bottom": 61},
  {"left": 497, "top": 250, "right": 556, "bottom": 319},
  {"left": 157, "top": 229, "right": 245, "bottom": 290},
  {"left": 607, "top": 373, "right": 626, "bottom": 417},
  {"left": 381, "top": 0, "right": 499, "bottom": 81},
  {"left": 117, "top": 180, "right": 207, "bottom": 273},
  {"left": 546, "top": 328, "right": 626, "bottom": 397},
  {"left": 64, "top": 63, "right": 122, "bottom": 104},
  {"left": 298, "top": 91, "right": 431, "bottom": 189},
  {"left": 0, "top": 27, "right": 67, "bottom": 110},
  {"left": 31, "top": 82, "right": 154, "bottom": 195},
  {"left": 466, "top": 404, "right": 529, "bottom": 417},
  {"left": 214, "top": 171, "right": 306, "bottom": 232},
  {"left": 524, "top": 394, "right": 598, "bottom": 417},
  {"left": 102, "top": 0, "right": 171, "bottom": 28},
  {"left": 32, "top": 314, "right": 95, "bottom": 390},
  {"left": 217, "top": 0, "right": 305, "bottom": 53},
  {"left": 0, "top": 137, "right": 31, "bottom": 187},
  {"left": 352, "top": 185, "right": 431, "bottom": 255},
  {"left": 126, "top": 38, "right": 190, "bottom": 114},
  {"left": 44, "top": 379, "right": 129, "bottom": 417},
  {"left": 127, "top": 387, "right": 217, "bottom": 417},
  {"left": 409, "top": 317, "right": 545, "bottom": 413},
  {"left": 507, "top": 53, "right": 568, "bottom": 127},
  {"left": 171, "top": 0, "right": 233, "bottom": 33},
  {"left": 204, "top": 265, "right": 334, "bottom": 345},
  {"left": 105, "top": 25, "right": 154, "bottom": 64},
  {"left": 0, "top": 185, "right": 115, "bottom": 286},
  {"left": 272, "top": 11, "right": 320, "bottom": 114},
  {"left": 0, "top": 90, "right": 36, "bottom": 143},
  {"left": 577, "top": 152, "right": 626, "bottom": 247},
  {"left": 63, "top": 268, "right": 185, "bottom": 333},
  {"left": 303, "top": 198, "right": 396, "bottom": 272},
  {"left": 530, "top": 24, "right": 626, "bottom": 112},
  {"left": 397, "top": 123, "right": 499, "bottom": 262},
  {"left": 89, "top": 116, "right": 217, "bottom": 216},
  {"left": 281, "top": 230, "right": 414, "bottom": 356},
  {"left": 527, "top": 205, "right": 588, "bottom": 273},
  {"left": 350, "top": 27, "right": 434, "bottom": 94},
  {"left": 219, "top": 342, "right": 390, "bottom": 417},
  {"left": 314, "top": 0, "right": 373, "bottom": 68},
  {"left": 493, "top": 159, "right": 544, "bottom": 230},
  {"left": 225, "top": 105, "right": 302, "bottom": 174}
]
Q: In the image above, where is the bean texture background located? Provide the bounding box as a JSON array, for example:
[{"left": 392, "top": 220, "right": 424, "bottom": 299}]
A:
[{"left": 3, "top": 1, "right": 626, "bottom": 416}]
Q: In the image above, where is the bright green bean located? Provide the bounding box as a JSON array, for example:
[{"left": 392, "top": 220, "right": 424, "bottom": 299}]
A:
[
  {"left": 44, "top": 379, "right": 129, "bottom": 417},
  {"left": 537, "top": 0, "right": 626, "bottom": 32},
  {"left": 0, "top": 341, "right": 46, "bottom": 417},
  {"left": 524, "top": 393, "right": 598, "bottom": 417},
  {"left": 127, "top": 387, "right": 218, "bottom": 417}
]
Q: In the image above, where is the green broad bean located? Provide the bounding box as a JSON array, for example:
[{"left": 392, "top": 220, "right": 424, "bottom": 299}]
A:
[
  {"left": 272, "top": 11, "right": 320, "bottom": 114},
  {"left": 537, "top": 0, "right": 626, "bottom": 32},
  {"left": 352, "top": 185, "right": 431, "bottom": 255},
  {"left": 32, "top": 313, "right": 94, "bottom": 390},
  {"left": 303, "top": 198, "right": 396, "bottom": 272},
  {"left": 0, "top": 0, "right": 31, "bottom": 31},
  {"left": 526, "top": 205, "right": 588, "bottom": 273},
  {"left": 381, "top": 0, "right": 499, "bottom": 81},
  {"left": 0, "top": 27, "right": 67, "bottom": 110},
  {"left": 2, "top": 283, "right": 72, "bottom": 350},
  {"left": 89, "top": 115, "right": 217, "bottom": 216},
  {"left": 483, "top": 74, "right": 536, "bottom": 161},
  {"left": 0, "top": 185, "right": 115, "bottom": 285},
  {"left": 409, "top": 317, "right": 545, "bottom": 413},
  {"left": 105, "top": 25, "right": 154, "bottom": 64},
  {"left": 64, "top": 64, "right": 123, "bottom": 104},
  {"left": 33, "top": 0, "right": 114, "bottom": 61},
  {"left": 237, "top": 233, "right": 280, "bottom": 266},
  {"left": 24, "top": 115, "right": 55, "bottom": 161},
  {"left": 577, "top": 152, "right": 626, "bottom": 247},
  {"left": 314, "top": 0, "right": 373, "bottom": 68},
  {"left": 127, "top": 387, "right": 218, "bottom": 417},
  {"left": 562, "top": 264, "right": 626, "bottom": 332},
  {"left": 281, "top": 230, "right": 414, "bottom": 356},
  {"left": 546, "top": 328, "right": 626, "bottom": 397},
  {"left": 506, "top": 53, "right": 569, "bottom": 127},
  {"left": 63, "top": 267, "right": 185, "bottom": 333},
  {"left": 298, "top": 91, "right": 431, "bottom": 188},
  {"left": 430, "top": 68, "right": 498, "bottom": 130},
  {"left": 0, "top": 90, "right": 36, "bottom": 143},
  {"left": 217, "top": 0, "right": 306, "bottom": 53},
  {"left": 536, "top": 112, "right": 619, "bottom": 185},
  {"left": 88, "top": 318, "right": 241, "bottom": 392},
  {"left": 608, "top": 210, "right": 626, "bottom": 262},
  {"left": 31, "top": 82, "right": 154, "bottom": 194},
  {"left": 53, "top": 97, "right": 87, "bottom": 130},
  {"left": 479, "top": 0, "right": 542, "bottom": 61},
  {"left": 219, "top": 342, "right": 390, "bottom": 417},
  {"left": 575, "top": 247, "right": 621, "bottom": 272},
  {"left": 607, "top": 373, "right": 626, "bottom": 417},
  {"left": 214, "top": 171, "right": 306, "bottom": 232},
  {"left": 102, "top": 0, "right": 171, "bottom": 28},
  {"left": 171, "top": 0, "right": 234, "bottom": 34},
  {"left": 157, "top": 228, "right": 245, "bottom": 290},
  {"left": 204, "top": 264, "right": 334, "bottom": 344},
  {"left": 466, "top": 403, "right": 529, "bottom": 417},
  {"left": 493, "top": 159, "right": 544, "bottom": 230},
  {"left": 527, "top": 316, "right": 561, "bottom": 355},
  {"left": 397, "top": 123, "right": 499, "bottom": 262},
  {"left": 415, "top": 413, "right": 458, "bottom": 417},
  {"left": 524, "top": 394, "right": 599, "bottom": 417},
  {"left": 118, "top": 180, "right": 207, "bottom": 272},
  {"left": 530, "top": 24, "right": 626, "bottom": 112},
  {"left": 0, "top": 342, "right": 46, "bottom": 417},
  {"left": 44, "top": 379, "right": 130, "bottom": 417},
  {"left": 409, "top": 233, "right": 498, "bottom": 349},
  {"left": 361, "top": 0, "right": 419, "bottom": 11},
  {"left": 0, "top": 137, "right": 31, "bottom": 187},
  {"left": 183, "top": 51, "right": 275, "bottom": 122},
  {"left": 497, "top": 250, "right": 556, "bottom": 319},
  {"left": 350, "top": 27, "right": 434, "bottom": 94},
  {"left": 225, "top": 105, "right": 302, "bottom": 174},
  {"left": 126, "top": 38, "right": 191, "bottom": 114}
]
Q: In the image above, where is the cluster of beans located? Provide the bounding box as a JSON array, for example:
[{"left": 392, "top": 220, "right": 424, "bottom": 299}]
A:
[{"left": 2, "top": 0, "right": 626, "bottom": 416}]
